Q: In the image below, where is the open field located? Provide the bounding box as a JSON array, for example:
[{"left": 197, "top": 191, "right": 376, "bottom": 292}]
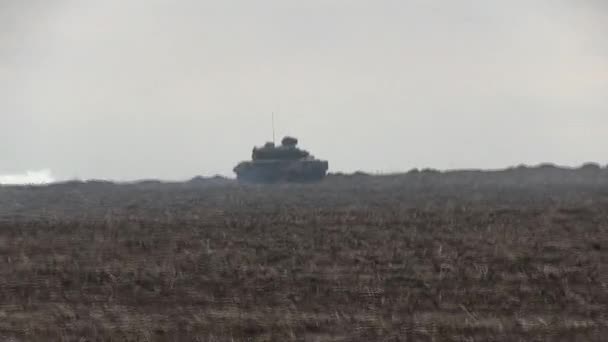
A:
[{"left": 0, "top": 167, "right": 607, "bottom": 341}]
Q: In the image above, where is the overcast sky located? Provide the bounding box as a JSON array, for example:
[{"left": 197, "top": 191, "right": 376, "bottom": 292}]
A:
[{"left": 1, "top": 0, "right": 607, "bottom": 181}]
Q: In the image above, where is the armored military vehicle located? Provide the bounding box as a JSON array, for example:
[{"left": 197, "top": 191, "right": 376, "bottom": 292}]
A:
[{"left": 233, "top": 136, "right": 329, "bottom": 183}]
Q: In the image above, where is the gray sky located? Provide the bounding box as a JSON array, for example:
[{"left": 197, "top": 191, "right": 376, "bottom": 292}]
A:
[{"left": 1, "top": 0, "right": 607, "bottom": 181}]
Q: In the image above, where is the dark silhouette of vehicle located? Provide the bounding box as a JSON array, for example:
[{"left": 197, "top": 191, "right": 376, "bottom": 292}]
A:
[{"left": 233, "top": 136, "right": 329, "bottom": 182}]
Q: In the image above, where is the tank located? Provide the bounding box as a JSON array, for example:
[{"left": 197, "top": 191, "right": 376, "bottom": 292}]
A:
[{"left": 234, "top": 136, "right": 329, "bottom": 183}]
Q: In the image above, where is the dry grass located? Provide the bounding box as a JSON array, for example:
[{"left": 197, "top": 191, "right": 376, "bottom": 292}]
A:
[{"left": 0, "top": 172, "right": 607, "bottom": 341}]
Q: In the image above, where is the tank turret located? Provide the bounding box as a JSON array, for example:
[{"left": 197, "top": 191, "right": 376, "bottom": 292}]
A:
[{"left": 234, "top": 136, "right": 329, "bottom": 183}]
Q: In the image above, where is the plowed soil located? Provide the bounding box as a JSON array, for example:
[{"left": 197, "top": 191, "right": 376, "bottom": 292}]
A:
[{"left": 0, "top": 169, "right": 607, "bottom": 341}]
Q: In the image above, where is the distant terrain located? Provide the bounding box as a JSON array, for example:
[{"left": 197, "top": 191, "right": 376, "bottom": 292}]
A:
[{"left": 0, "top": 164, "right": 606, "bottom": 341}]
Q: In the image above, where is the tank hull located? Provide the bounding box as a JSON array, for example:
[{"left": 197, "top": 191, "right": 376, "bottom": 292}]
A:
[{"left": 234, "top": 159, "right": 329, "bottom": 183}]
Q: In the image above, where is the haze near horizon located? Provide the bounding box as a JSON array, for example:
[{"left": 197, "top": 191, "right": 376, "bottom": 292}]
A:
[{"left": 1, "top": 0, "right": 607, "bottom": 181}]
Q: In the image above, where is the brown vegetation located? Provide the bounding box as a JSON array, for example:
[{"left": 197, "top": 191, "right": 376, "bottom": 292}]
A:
[{"left": 0, "top": 168, "right": 607, "bottom": 341}]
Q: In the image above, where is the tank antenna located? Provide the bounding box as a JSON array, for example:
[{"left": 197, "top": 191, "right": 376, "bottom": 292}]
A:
[{"left": 272, "top": 112, "right": 276, "bottom": 145}]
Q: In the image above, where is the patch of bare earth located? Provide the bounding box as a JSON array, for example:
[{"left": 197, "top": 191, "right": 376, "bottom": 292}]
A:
[{"left": 0, "top": 179, "right": 606, "bottom": 341}]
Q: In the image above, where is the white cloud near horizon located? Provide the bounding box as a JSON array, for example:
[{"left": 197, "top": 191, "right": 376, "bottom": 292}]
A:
[{"left": 0, "top": 169, "right": 55, "bottom": 185}]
